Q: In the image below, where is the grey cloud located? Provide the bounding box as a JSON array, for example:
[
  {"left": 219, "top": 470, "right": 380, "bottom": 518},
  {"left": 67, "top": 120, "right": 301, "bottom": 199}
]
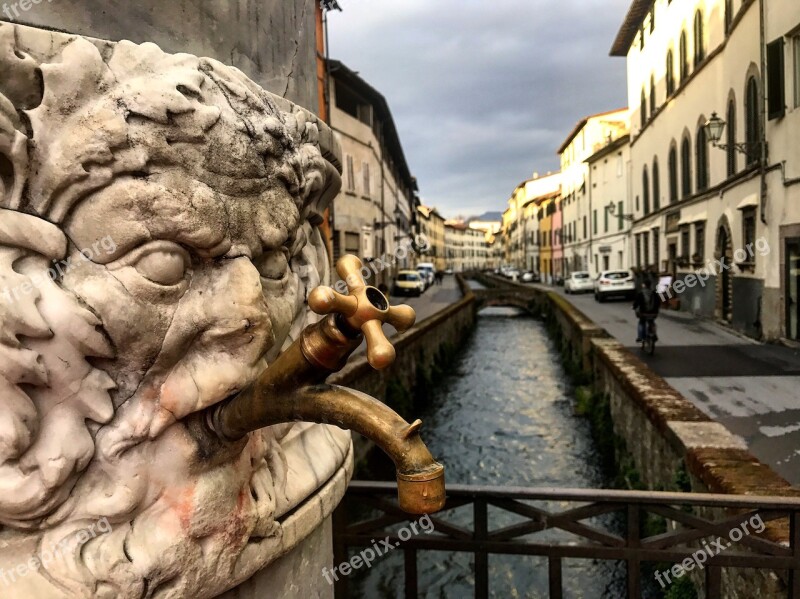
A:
[{"left": 328, "top": 0, "right": 631, "bottom": 217}]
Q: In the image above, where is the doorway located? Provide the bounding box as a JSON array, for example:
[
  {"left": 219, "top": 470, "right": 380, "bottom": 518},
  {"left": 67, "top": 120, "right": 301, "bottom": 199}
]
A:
[
  {"left": 716, "top": 221, "right": 733, "bottom": 322},
  {"left": 787, "top": 239, "right": 800, "bottom": 340}
]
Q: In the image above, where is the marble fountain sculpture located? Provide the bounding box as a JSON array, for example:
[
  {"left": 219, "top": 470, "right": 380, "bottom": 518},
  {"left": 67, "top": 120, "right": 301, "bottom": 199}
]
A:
[{"left": 0, "top": 22, "right": 443, "bottom": 598}]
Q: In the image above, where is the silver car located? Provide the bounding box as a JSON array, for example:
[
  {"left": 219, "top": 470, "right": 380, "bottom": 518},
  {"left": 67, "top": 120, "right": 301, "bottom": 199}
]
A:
[
  {"left": 594, "top": 270, "right": 636, "bottom": 302},
  {"left": 565, "top": 271, "right": 593, "bottom": 294}
]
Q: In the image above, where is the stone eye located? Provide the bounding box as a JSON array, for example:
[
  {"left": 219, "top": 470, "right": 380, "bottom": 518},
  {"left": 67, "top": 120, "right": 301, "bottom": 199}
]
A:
[{"left": 133, "top": 246, "right": 190, "bottom": 286}]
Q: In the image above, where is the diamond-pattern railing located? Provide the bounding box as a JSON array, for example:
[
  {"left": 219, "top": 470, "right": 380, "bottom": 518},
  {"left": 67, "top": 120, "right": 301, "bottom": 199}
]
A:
[{"left": 333, "top": 482, "right": 800, "bottom": 598}]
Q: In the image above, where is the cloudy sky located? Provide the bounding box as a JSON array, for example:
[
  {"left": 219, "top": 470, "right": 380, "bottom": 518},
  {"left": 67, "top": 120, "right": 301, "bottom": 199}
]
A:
[{"left": 327, "top": 0, "right": 632, "bottom": 220}]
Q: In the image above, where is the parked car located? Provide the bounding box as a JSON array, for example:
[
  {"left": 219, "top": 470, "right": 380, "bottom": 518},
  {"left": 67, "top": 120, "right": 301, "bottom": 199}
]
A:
[
  {"left": 392, "top": 270, "right": 424, "bottom": 297},
  {"left": 416, "top": 263, "right": 435, "bottom": 289},
  {"left": 594, "top": 270, "right": 636, "bottom": 302},
  {"left": 444, "top": 268, "right": 454, "bottom": 275},
  {"left": 521, "top": 271, "right": 538, "bottom": 283},
  {"left": 565, "top": 271, "right": 593, "bottom": 294}
]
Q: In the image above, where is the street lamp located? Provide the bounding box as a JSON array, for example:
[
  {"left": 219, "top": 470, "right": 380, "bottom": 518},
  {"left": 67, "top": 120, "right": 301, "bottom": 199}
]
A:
[
  {"left": 606, "top": 201, "right": 633, "bottom": 221},
  {"left": 703, "top": 112, "right": 761, "bottom": 156}
]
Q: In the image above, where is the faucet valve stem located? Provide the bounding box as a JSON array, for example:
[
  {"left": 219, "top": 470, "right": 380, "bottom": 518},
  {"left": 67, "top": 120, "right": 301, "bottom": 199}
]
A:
[{"left": 308, "top": 255, "right": 416, "bottom": 369}]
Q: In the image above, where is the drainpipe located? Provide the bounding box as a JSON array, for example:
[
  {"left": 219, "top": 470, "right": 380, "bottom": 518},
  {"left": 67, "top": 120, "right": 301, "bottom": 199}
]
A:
[{"left": 758, "top": 0, "right": 768, "bottom": 225}]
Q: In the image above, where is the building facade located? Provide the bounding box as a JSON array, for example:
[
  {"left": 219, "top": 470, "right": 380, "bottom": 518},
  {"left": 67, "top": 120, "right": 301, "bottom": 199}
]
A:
[
  {"left": 445, "top": 223, "right": 490, "bottom": 272},
  {"left": 611, "top": 0, "right": 800, "bottom": 340},
  {"left": 586, "top": 135, "right": 634, "bottom": 274},
  {"left": 557, "top": 109, "right": 630, "bottom": 277},
  {"left": 417, "top": 205, "right": 447, "bottom": 271},
  {"left": 328, "top": 60, "right": 418, "bottom": 287}
]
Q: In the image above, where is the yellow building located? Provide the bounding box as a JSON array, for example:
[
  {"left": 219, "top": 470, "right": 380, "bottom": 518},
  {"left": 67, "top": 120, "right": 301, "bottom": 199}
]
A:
[
  {"left": 538, "top": 198, "right": 553, "bottom": 283},
  {"left": 417, "top": 205, "right": 446, "bottom": 271}
]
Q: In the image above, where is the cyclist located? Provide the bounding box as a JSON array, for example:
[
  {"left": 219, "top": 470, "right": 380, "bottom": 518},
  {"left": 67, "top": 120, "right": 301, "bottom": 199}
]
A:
[{"left": 633, "top": 278, "right": 660, "bottom": 343}]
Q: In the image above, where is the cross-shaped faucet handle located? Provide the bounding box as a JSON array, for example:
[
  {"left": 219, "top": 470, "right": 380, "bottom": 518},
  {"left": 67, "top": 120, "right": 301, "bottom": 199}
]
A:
[{"left": 308, "top": 255, "right": 416, "bottom": 369}]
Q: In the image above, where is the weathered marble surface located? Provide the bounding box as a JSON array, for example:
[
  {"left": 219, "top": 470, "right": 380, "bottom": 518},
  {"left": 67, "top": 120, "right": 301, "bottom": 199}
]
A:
[{"left": 0, "top": 21, "right": 348, "bottom": 598}]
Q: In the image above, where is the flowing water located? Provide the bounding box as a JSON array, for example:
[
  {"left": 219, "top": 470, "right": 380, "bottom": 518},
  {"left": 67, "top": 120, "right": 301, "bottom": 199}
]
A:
[{"left": 348, "top": 306, "right": 627, "bottom": 598}]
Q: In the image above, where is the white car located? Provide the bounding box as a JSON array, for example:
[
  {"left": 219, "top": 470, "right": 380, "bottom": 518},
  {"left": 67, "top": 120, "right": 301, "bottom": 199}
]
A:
[
  {"left": 594, "top": 270, "right": 636, "bottom": 302},
  {"left": 416, "top": 263, "right": 435, "bottom": 289},
  {"left": 565, "top": 271, "right": 593, "bottom": 294}
]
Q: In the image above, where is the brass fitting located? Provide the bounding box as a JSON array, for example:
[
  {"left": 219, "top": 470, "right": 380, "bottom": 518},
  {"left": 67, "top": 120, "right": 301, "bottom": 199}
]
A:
[{"left": 200, "top": 256, "right": 446, "bottom": 514}]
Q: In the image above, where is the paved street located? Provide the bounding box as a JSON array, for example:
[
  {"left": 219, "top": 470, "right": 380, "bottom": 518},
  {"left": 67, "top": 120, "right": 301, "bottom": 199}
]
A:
[{"left": 548, "top": 285, "right": 800, "bottom": 485}]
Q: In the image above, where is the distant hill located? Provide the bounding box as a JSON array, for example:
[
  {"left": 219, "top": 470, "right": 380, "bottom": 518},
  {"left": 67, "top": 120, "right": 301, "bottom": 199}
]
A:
[{"left": 470, "top": 211, "right": 503, "bottom": 222}]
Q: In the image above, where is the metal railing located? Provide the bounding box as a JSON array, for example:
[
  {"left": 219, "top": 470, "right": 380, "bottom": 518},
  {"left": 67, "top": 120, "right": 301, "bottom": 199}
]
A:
[{"left": 333, "top": 482, "right": 800, "bottom": 598}]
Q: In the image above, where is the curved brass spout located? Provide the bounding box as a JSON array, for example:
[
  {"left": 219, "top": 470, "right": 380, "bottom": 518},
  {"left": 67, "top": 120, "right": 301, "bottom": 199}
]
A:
[{"left": 202, "top": 310, "right": 446, "bottom": 515}]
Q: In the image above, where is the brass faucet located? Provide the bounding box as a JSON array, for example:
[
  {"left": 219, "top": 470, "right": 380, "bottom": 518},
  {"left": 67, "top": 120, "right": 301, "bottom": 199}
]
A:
[{"left": 199, "top": 255, "right": 445, "bottom": 515}]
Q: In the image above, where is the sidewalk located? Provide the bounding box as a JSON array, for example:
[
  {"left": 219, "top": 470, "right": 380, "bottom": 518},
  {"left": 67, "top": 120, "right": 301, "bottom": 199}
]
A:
[{"left": 555, "top": 288, "right": 800, "bottom": 486}]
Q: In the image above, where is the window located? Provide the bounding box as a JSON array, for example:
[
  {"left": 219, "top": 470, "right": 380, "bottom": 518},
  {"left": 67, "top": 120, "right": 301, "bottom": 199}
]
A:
[
  {"left": 593, "top": 210, "right": 598, "bottom": 235},
  {"left": 724, "top": 0, "right": 733, "bottom": 33},
  {"left": 745, "top": 76, "right": 761, "bottom": 166},
  {"left": 681, "top": 136, "right": 692, "bottom": 198},
  {"left": 694, "top": 222, "right": 705, "bottom": 261},
  {"left": 766, "top": 38, "right": 786, "bottom": 120},
  {"left": 650, "top": 75, "right": 657, "bottom": 114},
  {"left": 653, "top": 228, "right": 660, "bottom": 269},
  {"left": 696, "top": 125, "right": 709, "bottom": 192},
  {"left": 635, "top": 234, "right": 642, "bottom": 268},
  {"left": 680, "top": 226, "right": 690, "bottom": 259},
  {"left": 618, "top": 201, "right": 624, "bottom": 231},
  {"left": 362, "top": 162, "right": 371, "bottom": 197},
  {"left": 652, "top": 159, "right": 661, "bottom": 211},
  {"left": 345, "top": 155, "right": 355, "bottom": 192},
  {"left": 726, "top": 97, "right": 737, "bottom": 177},
  {"left": 693, "top": 11, "right": 705, "bottom": 67},
  {"left": 643, "top": 231, "right": 650, "bottom": 266},
  {"left": 668, "top": 144, "right": 678, "bottom": 203},
  {"left": 666, "top": 50, "right": 675, "bottom": 96},
  {"left": 641, "top": 88, "right": 647, "bottom": 127},
  {"left": 583, "top": 216, "right": 587, "bottom": 238},
  {"left": 643, "top": 167, "right": 650, "bottom": 215},
  {"left": 794, "top": 36, "right": 800, "bottom": 108},
  {"left": 604, "top": 206, "right": 609, "bottom": 233},
  {"left": 742, "top": 208, "right": 757, "bottom": 263},
  {"left": 680, "top": 30, "right": 689, "bottom": 82}
]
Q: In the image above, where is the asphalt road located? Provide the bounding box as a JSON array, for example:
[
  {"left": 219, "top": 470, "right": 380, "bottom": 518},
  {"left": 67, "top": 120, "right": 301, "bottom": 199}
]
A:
[{"left": 549, "top": 285, "right": 800, "bottom": 485}]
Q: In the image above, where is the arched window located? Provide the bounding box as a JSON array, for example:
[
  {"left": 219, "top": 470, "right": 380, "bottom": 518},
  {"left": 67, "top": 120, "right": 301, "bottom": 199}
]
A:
[
  {"left": 668, "top": 144, "right": 678, "bottom": 203},
  {"left": 652, "top": 159, "right": 661, "bottom": 211},
  {"left": 643, "top": 167, "right": 651, "bottom": 215},
  {"left": 694, "top": 11, "right": 705, "bottom": 66},
  {"left": 666, "top": 49, "right": 675, "bottom": 96},
  {"left": 724, "top": 0, "right": 733, "bottom": 33},
  {"left": 679, "top": 30, "right": 689, "bottom": 82},
  {"left": 641, "top": 88, "right": 647, "bottom": 127},
  {"left": 745, "top": 76, "right": 760, "bottom": 166},
  {"left": 696, "top": 124, "right": 709, "bottom": 191},
  {"left": 681, "top": 135, "right": 692, "bottom": 198},
  {"left": 650, "top": 75, "right": 657, "bottom": 114},
  {"left": 726, "top": 96, "right": 737, "bottom": 177}
]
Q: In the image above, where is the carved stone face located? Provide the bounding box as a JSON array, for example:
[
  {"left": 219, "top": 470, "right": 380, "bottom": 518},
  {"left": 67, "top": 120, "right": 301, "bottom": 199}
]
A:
[{"left": 0, "top": 24, "right": 347, "bottom": 598}]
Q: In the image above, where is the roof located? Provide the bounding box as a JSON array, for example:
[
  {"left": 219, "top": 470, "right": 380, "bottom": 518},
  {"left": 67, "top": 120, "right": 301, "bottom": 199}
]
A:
[
  {"left": 522, "top": 189, "right": 561, "bottom": 209},
  {"left": 556, "top": 108, "right": 628, "bottom": 155},
  {"left": 610, "top": 0, "right": 655, "bottom": 57},
  {"left": 584, "top": 134, "right": 631, "bottom": 164},
  {"left": 327, "top": 59, "right": 417, "bottom": 193}
]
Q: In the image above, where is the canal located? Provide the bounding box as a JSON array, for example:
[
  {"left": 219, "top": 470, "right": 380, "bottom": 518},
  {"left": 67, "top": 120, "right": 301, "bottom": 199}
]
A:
[{"left": 350, "top": 306, "right": 627, "bottom": 597}]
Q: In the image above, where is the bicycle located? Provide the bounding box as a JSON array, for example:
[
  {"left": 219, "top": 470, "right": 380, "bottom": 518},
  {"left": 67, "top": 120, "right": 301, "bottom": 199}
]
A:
[{"left": 640, "top": 317, "right": 657, "bottom": 355}]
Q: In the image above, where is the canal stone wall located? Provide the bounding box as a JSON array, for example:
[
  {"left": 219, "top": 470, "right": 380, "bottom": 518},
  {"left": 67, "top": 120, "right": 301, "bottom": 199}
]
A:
[{"left": 472, "top": 275, "right": 796, "bottom": 598}]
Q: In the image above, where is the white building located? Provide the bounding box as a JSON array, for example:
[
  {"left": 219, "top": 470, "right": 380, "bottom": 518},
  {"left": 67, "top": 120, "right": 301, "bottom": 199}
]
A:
[
  {"left": 611, "top": 0, "right": 800, "bottom": 340},
  {"left": 502, "top": 172, "right": 562, "bottom": 270},
  {"left": 328, "top": 60, "right": 418, "bottom": 287},
  {"left": 557, "top": 109, "right": 629, "bottom": 276},
  {"left": 445, "top": 223, "right": 489, "bottom": 272},
  {"left": 586, "top": 135, "right": 634, "bottom": 275}
]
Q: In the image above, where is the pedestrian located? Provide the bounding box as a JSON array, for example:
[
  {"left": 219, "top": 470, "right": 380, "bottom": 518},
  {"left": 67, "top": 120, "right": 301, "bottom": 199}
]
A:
[{"left": 435, "top": 271, "right": 443, "bottom": 285}]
